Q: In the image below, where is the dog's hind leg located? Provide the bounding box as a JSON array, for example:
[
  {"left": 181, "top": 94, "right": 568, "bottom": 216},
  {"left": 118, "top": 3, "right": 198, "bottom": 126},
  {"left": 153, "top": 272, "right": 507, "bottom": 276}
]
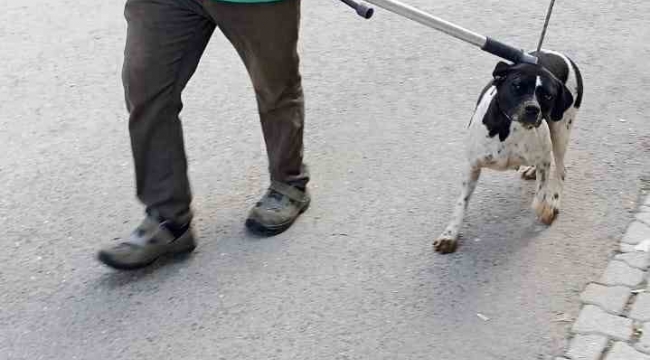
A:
[
  {"left": 549, "top": 110, "right": 576, "bottom": 187},
  {"left": 532, "top": 159, "right": 558, "bottom": 225},
  {"left": 546, "top": 109, "right": 577, "bottom": 217},
  {"left": 434, "top": 164, "right": 481, "bottom": 254}
]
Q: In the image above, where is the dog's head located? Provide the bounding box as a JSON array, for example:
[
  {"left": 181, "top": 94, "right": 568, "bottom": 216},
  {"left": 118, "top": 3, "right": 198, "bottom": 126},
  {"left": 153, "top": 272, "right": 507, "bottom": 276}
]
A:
[{"left": 492, "top": 61, "right": 573, "bottom": 128}]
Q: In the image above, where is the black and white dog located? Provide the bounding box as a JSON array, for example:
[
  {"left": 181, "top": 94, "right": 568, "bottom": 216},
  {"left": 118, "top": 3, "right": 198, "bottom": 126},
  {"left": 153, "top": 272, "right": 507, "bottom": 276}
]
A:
[{"left": 434, "top": 50, "right": 584, "bottom": 254}]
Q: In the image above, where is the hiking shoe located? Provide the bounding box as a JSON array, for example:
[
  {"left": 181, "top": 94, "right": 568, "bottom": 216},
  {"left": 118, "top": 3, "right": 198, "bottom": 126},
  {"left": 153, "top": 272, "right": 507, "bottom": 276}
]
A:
[
  {"left": 97, "top": 216, "right": 196, "bottom": 270},
  {"left": 245, "top": 181, "right": 310, "bottom": 236}
]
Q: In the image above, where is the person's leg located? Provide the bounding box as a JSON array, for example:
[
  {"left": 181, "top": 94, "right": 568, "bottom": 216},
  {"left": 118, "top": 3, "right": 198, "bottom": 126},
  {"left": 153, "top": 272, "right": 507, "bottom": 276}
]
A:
[
  {"left": 99, "top": 0, "right": 215, "bottom": 269},
  {"left": 202, "top": 0, "right": 310, "bottom": 235},
  {"left": 203, "top": 0, "right": 309, "bottom": 189},
  {"left": 124, "top": 0, "right": 215, "bottom": 225}
]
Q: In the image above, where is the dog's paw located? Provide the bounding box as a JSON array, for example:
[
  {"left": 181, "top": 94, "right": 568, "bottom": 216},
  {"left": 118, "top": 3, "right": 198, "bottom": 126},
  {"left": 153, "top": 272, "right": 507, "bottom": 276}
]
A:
[
  {"left": 433, "top": 235, "right": 459, "bottom": 254},
  {"left": 519, "top": 166, "right": 537, "bottom": 180},
  {"left": 532, "top": 196, "right": 560, "bottom": 225}
]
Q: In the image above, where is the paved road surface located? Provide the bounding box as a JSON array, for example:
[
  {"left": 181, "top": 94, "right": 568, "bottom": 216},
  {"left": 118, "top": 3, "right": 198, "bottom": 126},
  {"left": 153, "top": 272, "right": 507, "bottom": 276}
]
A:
[{"left": 1, "top": 0, "right": 650, "bottom": 359}]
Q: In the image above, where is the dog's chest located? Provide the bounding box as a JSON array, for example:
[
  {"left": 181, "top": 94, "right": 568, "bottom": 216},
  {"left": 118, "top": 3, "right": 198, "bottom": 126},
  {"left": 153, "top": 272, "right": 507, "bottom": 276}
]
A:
[{"left": 467, "top": 87, "right": 552, "bottom": 169}]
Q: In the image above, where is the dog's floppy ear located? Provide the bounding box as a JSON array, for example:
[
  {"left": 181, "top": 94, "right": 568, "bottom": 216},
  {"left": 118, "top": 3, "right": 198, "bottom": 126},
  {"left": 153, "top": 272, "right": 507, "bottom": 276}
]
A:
[
  {"left": 550, "top": 82, "right": 574, "bottom": 121},
  {"left": 492, "top": 61, "right": 512, "bottom": 84}
]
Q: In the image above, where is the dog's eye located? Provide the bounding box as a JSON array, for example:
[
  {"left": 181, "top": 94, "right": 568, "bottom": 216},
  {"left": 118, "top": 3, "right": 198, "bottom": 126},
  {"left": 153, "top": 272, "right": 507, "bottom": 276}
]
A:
[
  {"left": 512, "top": 82, "right": 522, "bottom": 90},
  {"left": 538, "top": 89, "right": 554, "bottom": 100}
]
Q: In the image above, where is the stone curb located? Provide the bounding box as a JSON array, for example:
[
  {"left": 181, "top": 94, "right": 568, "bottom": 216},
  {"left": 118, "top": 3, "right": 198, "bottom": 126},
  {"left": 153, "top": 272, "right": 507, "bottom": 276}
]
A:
[{"left": 561, "top": 194, "right": 650, "bottom": 359}]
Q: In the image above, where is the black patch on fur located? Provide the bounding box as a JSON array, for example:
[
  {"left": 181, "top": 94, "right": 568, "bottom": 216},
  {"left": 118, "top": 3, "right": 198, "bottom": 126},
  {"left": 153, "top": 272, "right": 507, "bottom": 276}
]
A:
[
  {"left": 550, "top": 83, "right": 574, "bottom": 121},
  {"left": 531, "top": 51, "right": 569, "bottom": 83},
  {"left": 568, "top": 58, "right": 583, "bottom": 108},
  {"left": 532, "top": 51, "right": 584, "bottom": 111},
  {"left": 531, "top": 53, "right": 573, "bottom": 121},
  {"left": 482, "top": 95, "right": 511, "bottom": 141}
]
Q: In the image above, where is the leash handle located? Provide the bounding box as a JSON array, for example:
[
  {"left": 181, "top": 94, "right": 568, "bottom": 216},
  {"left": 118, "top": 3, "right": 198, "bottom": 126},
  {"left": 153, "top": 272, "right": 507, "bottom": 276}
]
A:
[
  {"left": 339, "top": 0, "right": 374, "bottom": 19},
  {"left": 483, "top": 37, "right": 538, "bottom": 64}
]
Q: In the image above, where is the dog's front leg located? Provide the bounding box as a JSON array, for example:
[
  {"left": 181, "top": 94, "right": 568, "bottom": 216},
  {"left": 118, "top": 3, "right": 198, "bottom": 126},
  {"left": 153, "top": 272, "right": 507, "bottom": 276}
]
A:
[
  {"left": 434, "top": 164, "right": 481, "bottom": 254},
  {"left": 532, "top": 160, "right": 559, "bottom": 225}
]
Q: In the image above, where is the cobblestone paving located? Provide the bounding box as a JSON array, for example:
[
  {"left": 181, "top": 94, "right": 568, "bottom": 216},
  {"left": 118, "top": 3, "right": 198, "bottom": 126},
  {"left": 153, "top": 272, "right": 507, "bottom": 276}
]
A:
[{"left": 559, "top": 195, "right": 650, "bottom": 359}]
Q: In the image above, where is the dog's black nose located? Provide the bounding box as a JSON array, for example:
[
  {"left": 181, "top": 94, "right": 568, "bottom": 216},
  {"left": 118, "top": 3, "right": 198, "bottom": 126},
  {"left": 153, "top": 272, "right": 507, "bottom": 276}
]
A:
[{"left": 525, "top": 105, "right": 540, "bottom": 116}]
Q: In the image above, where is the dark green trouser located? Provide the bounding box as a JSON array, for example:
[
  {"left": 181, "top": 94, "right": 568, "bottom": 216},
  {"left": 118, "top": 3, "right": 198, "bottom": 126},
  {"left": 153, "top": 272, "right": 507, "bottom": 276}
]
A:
[{"left": 122, "top": 0, "right": 309, "bottom": 224}]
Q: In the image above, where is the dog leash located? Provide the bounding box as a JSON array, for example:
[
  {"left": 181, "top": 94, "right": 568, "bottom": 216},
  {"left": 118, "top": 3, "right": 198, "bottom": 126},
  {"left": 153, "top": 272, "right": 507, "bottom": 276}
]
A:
[
  {"left": 339, "top": 0, "right": 562, "bottom": 65},
  {"left": 536, "top": 0, "right": 557, "bottom": 52}
]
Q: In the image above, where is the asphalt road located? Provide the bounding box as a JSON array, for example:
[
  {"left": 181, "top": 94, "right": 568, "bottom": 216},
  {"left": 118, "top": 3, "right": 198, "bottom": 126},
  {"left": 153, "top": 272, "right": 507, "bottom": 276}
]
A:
[{"left": 1, "top": 0, "right": 650, "bottom": 359}]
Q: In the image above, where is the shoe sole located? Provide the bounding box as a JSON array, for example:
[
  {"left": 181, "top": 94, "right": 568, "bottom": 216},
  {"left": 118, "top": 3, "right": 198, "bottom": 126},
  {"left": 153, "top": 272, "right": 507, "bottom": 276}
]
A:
[
  {"left": 97, "top": 235, "right": 197, "bottom": 271},
  {"left": 245, "top": 201, "right": 310, "bottom": 236}
]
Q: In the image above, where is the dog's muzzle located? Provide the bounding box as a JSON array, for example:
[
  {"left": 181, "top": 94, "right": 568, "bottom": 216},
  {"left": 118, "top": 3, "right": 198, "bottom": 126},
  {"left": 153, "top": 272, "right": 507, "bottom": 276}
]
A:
[{"left": 518, "top": 103, "right": 542, "bottom": 128}]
